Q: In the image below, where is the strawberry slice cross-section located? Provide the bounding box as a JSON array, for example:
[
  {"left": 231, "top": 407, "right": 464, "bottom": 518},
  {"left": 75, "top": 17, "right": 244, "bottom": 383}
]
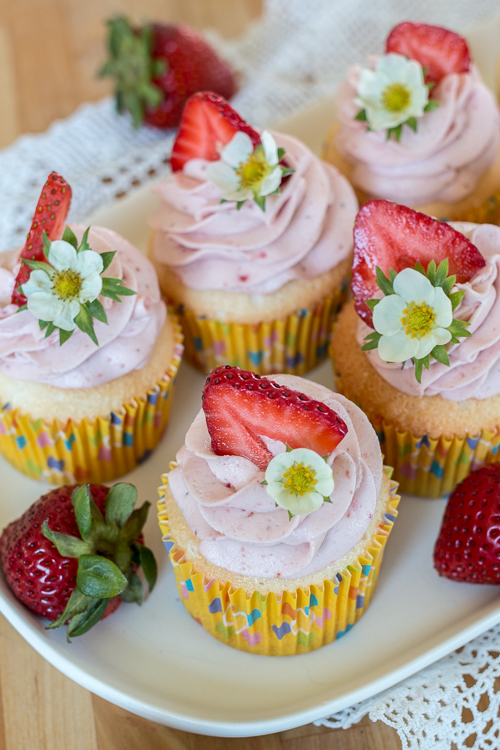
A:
[
  {"left": 202, "top": 366, "right": 348, "bottom": 471},
  {"left": 351, "top": 200, "right": 486, "bottom": 325},
  {"left": 12, "top": 172, "right": 72, "bottom": 306},
  {"left": 386, "top": 22, "right": 471, "bottom": 85},
  {"left": 170, "top": 91, "right": 260, "bottom": 172}
]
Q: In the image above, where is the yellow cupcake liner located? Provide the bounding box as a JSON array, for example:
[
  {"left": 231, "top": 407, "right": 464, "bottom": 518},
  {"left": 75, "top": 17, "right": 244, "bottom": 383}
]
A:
[
  {"left": 0, "top": 320, "right": 184, "bottom": 486},
  {"left": 333, "top": 372, "right": 500, "bottom": 498},
  {"left": 157, "top": 468, "right": 399, "bottom": 656},
  {"left": 175, "top": 281, "right": 349, "bottom": 376}
]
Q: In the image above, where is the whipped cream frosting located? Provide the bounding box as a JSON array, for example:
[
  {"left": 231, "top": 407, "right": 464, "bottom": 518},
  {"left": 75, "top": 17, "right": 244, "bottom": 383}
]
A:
[
  {"left": 335, "top": 62, "right": 500, "bottom": 206},
  {"left": 0, "top": 225, "right": 166, "bottom": 388},
  {"left": 168, "top": 375, "right": 383, "bottom": 579},
  {"left": 150, "top": 131, "right": 358, "bottom": 294},
  {"left": 357, "top": 223, "right": 500, "bottom": 401}
]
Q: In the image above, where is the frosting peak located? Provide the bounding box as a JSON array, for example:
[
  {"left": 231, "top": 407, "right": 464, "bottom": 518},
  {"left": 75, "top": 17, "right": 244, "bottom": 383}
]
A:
[
  {"left": 168, "top": 376, "right": 383, "bottom": 578},
  {"left": 358, "top": 223, "right": 500, "bottom": 401},
  {"left": 335, "top": 64, "right": 500, "bottom": 206},
  {"left": 0, "top": 225, "right": 166, "bottom": 388},
  {"left": 150, "top": 130, "right": 358, "bottom": 294}
]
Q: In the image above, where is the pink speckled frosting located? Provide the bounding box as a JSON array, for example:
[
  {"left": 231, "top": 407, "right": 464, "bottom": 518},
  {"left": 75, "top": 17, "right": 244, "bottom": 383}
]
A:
[
  {"left": 0, "top": 225, "right": 166, "bottom": 388},
  {"left": 335, "top": 62, "right": 500, "bottom": 206},
  {"left": 357, "top": 222, "right": 500, "bottom": 401},
  {"left": 150, "top": 130, "right": 358, "bottom": 294},
  {"left": 168, "top": 375, "right": 383, "bottom": 579}
]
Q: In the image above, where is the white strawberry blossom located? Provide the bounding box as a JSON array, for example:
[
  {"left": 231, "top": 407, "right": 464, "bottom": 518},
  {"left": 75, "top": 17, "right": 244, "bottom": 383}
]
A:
[
  {"left": 373, "top": 268, "right": 453, "bottom": 362},
  {"left": 264, "top": 447, "right": 334, "bottom": 518},
  {"left": 22, "top": 240, "right": 103, "bottom": 331},
  {"left": 206, "top": 130, "right": 284, "bottom": 209},
  {"left": 355, "top": 53, "right": 430, "bottom": 131}
]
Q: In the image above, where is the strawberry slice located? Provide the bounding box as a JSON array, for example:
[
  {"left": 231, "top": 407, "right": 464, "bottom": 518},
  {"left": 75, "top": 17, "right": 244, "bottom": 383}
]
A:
[
  {"left": 202, "top": 366, "right": 348, "bottom": 471},
  {"left": 170, "top": 91, "right": 260, "bottom": 172},
  {"left": 12, "top": 172, "right": 72, "bottom": 306},
  {"left": 386, "top": 22, "right": 471, "bottom": 85},
  {"left": 352, "top": 200, "right": 486, "bottom": 325}
]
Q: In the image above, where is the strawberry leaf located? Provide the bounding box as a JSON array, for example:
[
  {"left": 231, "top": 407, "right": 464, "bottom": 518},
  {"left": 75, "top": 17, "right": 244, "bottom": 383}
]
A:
[
  {"left": 59, "top": 328, "right": 73, "bottom": 346},
  {"left": 41, "top": 520, "right": 92, "bottom": 558},
  {"left": 137, "top": 543, "right": 158, "bottom": 592},
  {"left": 62, "top": 226, "right": 78, "bottom": 249},
  {"left": 72, "top": 485, "right": 93, "bottom": 540},
  {"left": 87, "top": 298, "right": 108, "bottom": 325},
  {"left": 105, "top": 483, "right": 137, "bottom": 528},
  {"left": 100, "top": 250, "right": 116, "bottom": 273},
  {"left": 66, "top": 598, "right": 109, "bottom": 640},
  {"left": 121, "top": 502, "right": 150, "bottom": 544},
  {"left": 75, "top": 305, "right": 98, "bottom": 346},
  {"left": 431, "top": 344, "right": 450, "bottom": 367},
  {"left": 120, "top": 571, "right": 143, "bottom": 604},
  {"left": 77, "top": 555, "right": 128, "bottom": 598}
]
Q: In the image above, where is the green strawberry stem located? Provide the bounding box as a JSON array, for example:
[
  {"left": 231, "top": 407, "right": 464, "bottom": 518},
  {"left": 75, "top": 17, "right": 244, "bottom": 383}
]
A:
[{"left": 43, "top": 483, "right": 157, "bottom": 641}]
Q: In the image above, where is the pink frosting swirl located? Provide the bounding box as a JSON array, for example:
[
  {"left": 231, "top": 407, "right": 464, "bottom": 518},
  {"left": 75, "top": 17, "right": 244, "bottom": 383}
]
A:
[
  {"left": 150, "top": 131, "right": 358, "bottom": 294},
  {"left": 357, "top": 223, "right": 500, "bottom": 401},
  {"left": 335, "top": 62, "right": 500, "bottom": 206},
  {"left": 0, "top": 225, "right": 166, "bottom": 388},
  {"left": 168, "top": 375, "right": 383, "bottom": 578}
]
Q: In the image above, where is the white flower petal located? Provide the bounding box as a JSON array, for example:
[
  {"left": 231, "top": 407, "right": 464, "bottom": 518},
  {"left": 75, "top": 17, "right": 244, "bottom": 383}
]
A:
[
  {"left": 80, "top": 274, "right": 103, "bottom": 302},
  {"left": 220, "top": 132, "right": 253, "bottom": 168},
  {"left": 22, "top": 270, "right": 53, "bottom": 296},
  {"left": 372, "top": 294, "right": 406, "bottom": 336},
  {"left": 259, "top": 167, "right": 283, "bottom": 197},
  {"left": 261, "top": 131, "right": 279, "bottom": 166},
  {"left": 432, "top": 287, "right": 453, "bottom": 328},
  {"left": 74, "top": 250, "right": 104, "bottom": 279},
  {"left": 279, "top": 491, "right": 325, "bottom": 517},
  {"left": 415, "top": 328, "right": 452, "bottom": 359},
  {"left": 48, "top": 240, "right": 77, "bottom": 271},
  {"left": 376, "top": 53, "right": 411, "bottom": 80},
  {"left": 378, "top": 330, "right": 420, "bottom": 362},
  {"left": 27, "top": 292, "right": 63, "bottom": 322},
  {"left": 393, "top": 268, "right": 435, "bottom": 305},
  {"left": 206, "top": 161, "right": 241, "bottom": 193},
  {"left": 53, "top": 300, "right": 80, "bottom": 331}
]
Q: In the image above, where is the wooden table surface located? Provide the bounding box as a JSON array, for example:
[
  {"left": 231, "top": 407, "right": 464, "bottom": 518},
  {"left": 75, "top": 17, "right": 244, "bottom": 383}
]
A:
[{"left": 0, "top": 1, "right": 405, "bottom": 747}]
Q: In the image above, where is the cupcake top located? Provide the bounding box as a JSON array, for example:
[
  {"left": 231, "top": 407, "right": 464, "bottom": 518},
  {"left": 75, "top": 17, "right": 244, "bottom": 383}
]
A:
[
  {"left": 352, "top": 200, "right": 500, "bottom": 401},
  {"left": 334, "top": 22, "right": 500, "bottom": 206},
  {"left": 1, "top": 172, "right": 165, "bottom": 389},
  {"left": 168, "top": 367, "right": 383, "bottom": 579},
  {"left": 150, "top": 92, "right": 358, "bottom": 295},
  {"left": 0, "top": 225, "right": 166, "bottom": 388}
]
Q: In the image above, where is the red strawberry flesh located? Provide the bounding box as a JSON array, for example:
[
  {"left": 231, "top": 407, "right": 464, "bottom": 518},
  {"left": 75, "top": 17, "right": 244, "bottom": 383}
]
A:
[
  {"left": 12, "top": 172, "right": 72, "bottom": 306},
  {"left": 202, "top": 366, "right": 348, "bottom": 471},
  {"left": 433, "top": 465, "right": 500, "bottom": 584},
  {"left": 352, "top": 200, "right": 486, "bottom": 325},
  {"left": 145, "top": 24, "right": 236, "bottom": 129},
  {"left": 386, "top": 22, "right": 471, "bottom": 85},
  {"left": 0, "top": 485, "right": 109, "bottom": 620},
  {"left": 170, "top": 91, "right": 260, "bottom": 172}
]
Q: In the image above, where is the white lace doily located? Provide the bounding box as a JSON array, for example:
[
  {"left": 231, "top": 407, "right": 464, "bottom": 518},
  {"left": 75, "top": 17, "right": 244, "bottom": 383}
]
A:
[{"left": 2, "top": 1, "right": 500, "bottom": 747}]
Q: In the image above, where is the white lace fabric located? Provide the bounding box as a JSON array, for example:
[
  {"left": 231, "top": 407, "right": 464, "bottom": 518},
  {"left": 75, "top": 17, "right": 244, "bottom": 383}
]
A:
[{"left": 2, "top": 1, "right": 500, "bottom": 747}]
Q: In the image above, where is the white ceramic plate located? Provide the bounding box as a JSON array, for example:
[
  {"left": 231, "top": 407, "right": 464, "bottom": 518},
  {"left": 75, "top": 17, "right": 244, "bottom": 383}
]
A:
[{"left": 3, "top": 32, "right": 500, "bottom": 734}]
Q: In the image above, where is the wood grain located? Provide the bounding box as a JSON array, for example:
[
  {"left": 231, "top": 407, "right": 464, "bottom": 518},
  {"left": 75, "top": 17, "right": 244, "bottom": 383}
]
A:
[{"left": 0, "top": 0, "right": 402, "bottom": 747}]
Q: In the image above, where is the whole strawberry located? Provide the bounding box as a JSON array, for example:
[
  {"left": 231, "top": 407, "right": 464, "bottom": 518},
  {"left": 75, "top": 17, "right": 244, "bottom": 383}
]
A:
[
  {"left": 433, "top": 465, "right": 500, "bottom": 584},
  {"left": 99, "top": 16, "right": 237, "bottom": 129},
  {"left": 0, "top": 483, "right": 157, "bottom": 639}
]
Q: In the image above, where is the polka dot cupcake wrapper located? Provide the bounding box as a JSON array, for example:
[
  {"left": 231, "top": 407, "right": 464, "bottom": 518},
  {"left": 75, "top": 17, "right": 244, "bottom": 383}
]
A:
[
  {"left": 176, "top": 283, "right": 348, "bottom": 376},
  {"left": 332, "top": 371, "right": 500, "bottom": 499},
  {"left": 0, "top": 319, "right": 184, "bottom": 486},
  {"left": 157, "top": 468, "right": 399, "bottom": 656}
]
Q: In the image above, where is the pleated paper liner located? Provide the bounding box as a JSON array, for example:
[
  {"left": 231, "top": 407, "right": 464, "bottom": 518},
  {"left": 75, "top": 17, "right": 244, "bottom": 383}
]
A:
[
  {"left": 332, "top": 370, "right": 500, "bottom": 499},
  {"left": 0, "top": 323, "right": 184, "bottom": 486},
  {"left": 157, "top": 468, "right": 400, "bottom": 656},
  {"left": 175, "top": 282, "right": 348, "bottom": 376}
]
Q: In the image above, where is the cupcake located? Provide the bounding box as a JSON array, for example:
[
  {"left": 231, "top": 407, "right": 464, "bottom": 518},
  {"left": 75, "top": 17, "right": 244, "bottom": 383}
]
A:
[
  {"left": 324, "top": 22, "right": 500, "bottom": 223},
  {"left": 157, "top": 366, "right": 399, "bottom": 655},
  {"left": 0, "top": 171, "right": 183, "bottom": 485},
  {"left": 149, "top": 91, "right": 358, "bottom": 375},
  {"left": 331, "top": 199, "right": 500, "bottom": 498}
]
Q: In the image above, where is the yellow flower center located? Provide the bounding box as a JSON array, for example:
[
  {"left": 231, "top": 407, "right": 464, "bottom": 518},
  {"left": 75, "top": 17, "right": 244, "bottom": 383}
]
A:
[
  {"left": 237, "top": 152, "right": 268, "bottom": 190},
  {"left": 52, "top": 269, "right": 82, "bottom": 300},
  {"left": 282, "top": 462, "right": 317, "bottom": 496},
  {"left": 382, "top": 82, "right": 411, "bottom": 112},
  {"left": 401, "top": 301, "right": 435, "bottom": 339}
]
